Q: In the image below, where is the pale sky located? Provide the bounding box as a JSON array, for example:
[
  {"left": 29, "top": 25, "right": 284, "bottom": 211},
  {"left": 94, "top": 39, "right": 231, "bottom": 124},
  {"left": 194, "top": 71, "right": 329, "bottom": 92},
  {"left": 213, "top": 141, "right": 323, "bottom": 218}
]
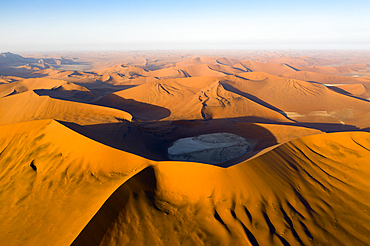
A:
[{"left": 1, "top": 0, "right": 369, "bottom": 51}]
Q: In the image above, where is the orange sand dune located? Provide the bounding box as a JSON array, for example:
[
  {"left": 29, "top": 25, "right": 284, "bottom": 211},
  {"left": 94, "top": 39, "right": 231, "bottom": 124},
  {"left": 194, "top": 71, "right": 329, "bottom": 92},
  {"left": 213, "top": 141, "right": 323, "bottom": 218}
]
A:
[
  {"left": 0, "top": 91, "right": 132, "bottom": 125},
  {"left": 207, "top": 63, "right": 246, "bottom": 75},
  {"left": 223, "top": 72, "right": 370, "bottom": 127},
  {"left": 97, "top": 64, "right": 147, "bottom": 76},
  {"left": 330, "top": 83, "right": 370, "bottom": 101},
  {"left": 145, "top": 131, "right": 370, "bottom": 245},
  {"left": 0, "top": 78, "right": 69, "bottom": 97},
  {"left": 0, "top": 119, "right": 153, "bottom": 246},
  {"left": 281, "top": 70, "right": 370, "bottom": 85},
  {"left": 101, "top": 77, "right": 293, "bottom": 122},
  {"left": 97, "top": 64, "right": 148, "bottom": 85},
  {"left": 174, "top": 56, "right": 242, "bottom": 67},
  {"left": 33, "top": 69, "right": 100, "bottom": 84},
  {"left": 233, "top": 60, "right": 299, "bottom": 75},
  {"left": 293, "top": 64, "right": 355, "bottom": 75},
  {"left": 166, "top": 120, "right": 323, "bottom": 165},
  {"left": 144, "top": 67, "right": 189, "bottom": 79},
  {"left": 0, "top": 75, "right": 23, "bottom": 84},
  {"left": 2, "top": 120, "right": 370, "bottom": 245},
  {"left": 179, "top": 64, "right": 230, "bottom": 77},
  {"left": 34, "top": 81, "right": 97, "bottom": 102},
  {"left": 268, "top": 56, "right": 326, "bottom": 66},
  {"left": 99, "top": 72, "right": 370, "bottom": 127},
  {"left": 215, "top": 57, "right": 243, "bottom": 66}
]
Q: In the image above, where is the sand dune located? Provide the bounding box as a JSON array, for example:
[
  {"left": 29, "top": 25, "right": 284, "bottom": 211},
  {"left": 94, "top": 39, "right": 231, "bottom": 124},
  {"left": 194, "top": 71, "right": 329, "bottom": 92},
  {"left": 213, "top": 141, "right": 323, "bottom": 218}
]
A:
[
  {"left": 0, "top": 119, "right": 153, "bottom": 246},
  {"left": 0, "top": 75, "right": 23, "bottom": 84},
  {"left": 233, "top": 60, "right": 299, "bottom": 75},
  {"left": 2, "top": 52, "right": 370, "bottom": 246},
  {"left": 268, "top": 56, "right": 326, "bottom": 67},
  {"left": 144, "top": 67, "right": 189, "bottom": 79},
  {"left": 0, "top": 91, "right": 132, "bottom": 125},
  {"left": 147, "top": 131, "right": 370, "bottom": 245},
  {"left": 328, "top": 83, "right": 370, "bottom": 101},
  {"left": 281, "top": 70, "right": 370, "bottom": 85},
  {"left": 33, "top": 69, "right": 100, "bottom": 84},
  {"left": 0, "top": 78, "right": 69, "bottom": 97},
  {"left": 100, "top": 77, "right": 293, "bottom": 122},
  {"left": 98, "top": 72, "right": 370, "bottom": 127},
  {"left": 222, "top": 72, "right": 370, "bottom": 127},
  {"left": 2, "top": 120, "right": 369, "bottom": 246},
  {"left": 97, "top": 64, "right": 147, "bottom": 76},
  {"left": 179, "top": 64, "right": 230, "bottom": 77},
  {"left": 34, "top": 81, "right": 97, "bottom": 102}
]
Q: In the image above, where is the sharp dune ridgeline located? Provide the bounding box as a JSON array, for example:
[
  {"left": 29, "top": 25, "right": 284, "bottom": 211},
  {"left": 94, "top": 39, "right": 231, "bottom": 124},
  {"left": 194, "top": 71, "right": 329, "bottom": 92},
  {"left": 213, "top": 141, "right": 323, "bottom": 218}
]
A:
[{"left": 1, "top": 51, "right": 370, "bottom": 245}]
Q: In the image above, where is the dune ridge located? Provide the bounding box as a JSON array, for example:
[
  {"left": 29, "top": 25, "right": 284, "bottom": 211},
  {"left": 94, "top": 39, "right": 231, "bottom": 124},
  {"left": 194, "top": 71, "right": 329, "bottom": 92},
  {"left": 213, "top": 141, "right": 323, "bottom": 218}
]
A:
[
  {"left": 0, "top": 91, "right": 132, "bottom": 125},
  {"left": 71, "top": 131, "right": 370, "bottom": 246},
  {"left": 2, "top": 119, "right": 369, "bottom": 245},
  {"left": 0, "top": 119, "right": 153, "bottom": 246}
]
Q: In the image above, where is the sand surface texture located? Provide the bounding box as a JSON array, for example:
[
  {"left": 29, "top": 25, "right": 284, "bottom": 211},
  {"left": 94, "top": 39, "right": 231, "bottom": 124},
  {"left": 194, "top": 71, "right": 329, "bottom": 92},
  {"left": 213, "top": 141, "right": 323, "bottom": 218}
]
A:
[{"left": 1, "top": 51, "right": 370, "bottom": 245}]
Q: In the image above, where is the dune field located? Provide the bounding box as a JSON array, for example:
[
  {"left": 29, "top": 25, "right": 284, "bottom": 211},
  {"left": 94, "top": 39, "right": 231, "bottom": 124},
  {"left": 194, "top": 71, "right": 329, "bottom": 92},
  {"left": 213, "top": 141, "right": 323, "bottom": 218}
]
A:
[{"left": 1, "top": 51, "right": 370, "bottom": 245}]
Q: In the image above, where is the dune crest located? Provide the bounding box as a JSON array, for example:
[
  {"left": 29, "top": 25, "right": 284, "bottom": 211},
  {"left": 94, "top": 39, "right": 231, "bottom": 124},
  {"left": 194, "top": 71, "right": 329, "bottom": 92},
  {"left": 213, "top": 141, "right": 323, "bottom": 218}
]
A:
[
  {"left": 70, "top": 131, "right": 370, "bottom": 246},
  {"left": 0, "top": 91, "right": 132, "bottom": 125}
]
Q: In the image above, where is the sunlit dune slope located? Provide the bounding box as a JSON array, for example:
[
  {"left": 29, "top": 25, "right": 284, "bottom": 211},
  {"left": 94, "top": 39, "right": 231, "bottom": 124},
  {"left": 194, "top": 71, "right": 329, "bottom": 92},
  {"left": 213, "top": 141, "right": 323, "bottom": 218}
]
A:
[
  {"left": 174, "top": 57, "right": 242, "bottom": 67},
  {"left": 33, "top": 69, "right": 100, "bottom": 84},
  {"left": 330, "top": 83, "right": 370, "bottom": 101},
  {"left": 280, "top": 70, "right": 369, "bottom": 85},
  {"left": 0, "top": 75, "right": 23, "bottom": 84},
  {"left": 73, "top": 131, "right": 370, "bottom": 246},
  {"left": 99, "top": 76, "right": 292, "bottom": 122},
  {"left": 0, "top": 91, "right": 132, "bottom": 125},
  {"left": 144, "top": 67, "right": 189, "bottom": 79},
  {"left": 97, "top": 65, "right": 154, "bottom": 85},
  {"left": 0, "top": 119, "right": 153, "bottom": 246},
  {"left": 98, "top": 72, "right": 370, "bottom": 126},
  {"left": 292, "top": 64, "right": 357, "bottom": 75},
  {"left": 268, "top": 56, "right": 326, "bottom": 67},
  {"left": 222, "top": 72, "right": 370, "bottom": 127},
  {"left": 0, "top": 78, "right": 69, "bottom": 97},
  {"left": 179, "top": 64, "right": 233, "bottom": 77},
  {"left": 34, "top": 81, "right": 97, "bottom": 102},
  {"left": 97, "top": 64, "right": 147, "bottom": 76},
  {"left": 233, "top": 60, "right": 299, "bottom": 75}
]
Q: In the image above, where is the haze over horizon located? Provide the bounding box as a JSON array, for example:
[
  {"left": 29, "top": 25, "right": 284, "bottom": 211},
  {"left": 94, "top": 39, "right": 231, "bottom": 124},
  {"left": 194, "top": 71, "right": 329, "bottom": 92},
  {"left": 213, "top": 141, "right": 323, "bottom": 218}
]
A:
[{"left": 1, "top": 0, "right": 370, "bottom": 52}]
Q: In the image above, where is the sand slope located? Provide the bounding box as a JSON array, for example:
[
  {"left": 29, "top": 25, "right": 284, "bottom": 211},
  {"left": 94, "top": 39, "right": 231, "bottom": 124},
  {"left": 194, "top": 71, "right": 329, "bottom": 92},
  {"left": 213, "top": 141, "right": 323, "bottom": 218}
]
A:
[
  {"left": 0, "top": 119, "right": 153, "bottom": 246},
  {"left": 70, "top": 131, "right": 370, "bottom": 246},
  {"left": 280, "top": 70, "right": 369, "bottom": 85},
  {"left": 0, "top": 78, "right": 70, "bottom": 98},
  {"left": 0, "top": 91, "right": 132, "bottom": 125},
  {"left": 98, "top": 72, "right": 370, "bottom": 127},
  {"left": 2, "top": 120, "right": 369, "bottom": 246},
  {"left": 221, "top": 72, "right": 370, "bottom": 127},
  {"left": 100, "top": 77, "right": 292, "bottom": 122}
]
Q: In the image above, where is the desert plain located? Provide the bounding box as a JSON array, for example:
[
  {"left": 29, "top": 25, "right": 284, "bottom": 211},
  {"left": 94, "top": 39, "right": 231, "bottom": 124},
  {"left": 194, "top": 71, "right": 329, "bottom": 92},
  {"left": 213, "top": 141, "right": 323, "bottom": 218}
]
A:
[{"left": 1, "top": 50, "right": 370, "bottom": 245}]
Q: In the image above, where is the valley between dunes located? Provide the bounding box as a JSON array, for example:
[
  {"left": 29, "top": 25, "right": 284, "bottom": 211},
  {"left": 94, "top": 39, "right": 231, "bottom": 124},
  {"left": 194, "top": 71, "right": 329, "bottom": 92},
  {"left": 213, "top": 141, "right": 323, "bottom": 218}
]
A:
[{"left": 1, "top": 51, "right": 370, "bottom": 245}]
